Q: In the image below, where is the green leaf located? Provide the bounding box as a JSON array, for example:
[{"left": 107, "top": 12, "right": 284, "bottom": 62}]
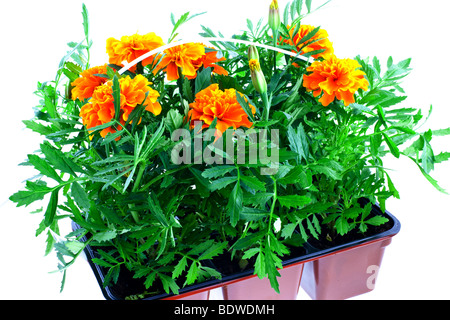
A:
[
  {"left": 165, "top": 109, "right": 184, "bottom": 133},
  {"left": 71, "top": 181, "right": 90, "bottom": 210},
  {"left": 235, "top": 91, "right": 255, "bottom": 123},
  {"left": 277, "top": 195, "right": 311, "bottom": 209},
  {"left": 240, "top": 175, "right": 266, "bottom": 192},
  {"left": 435, "top": 152, "right": 450, "bottom": 164},
  {"left": 44, "top": 189, "right": 59, "bottom": 227},
  {"left": 227, "top": 182, "right": 243, "bottom": 227},
  {"left": 194, "top": 67, "right": 212, "bottom": 94},
  {"left": 160, "top": 274, "right": 180, "bottom": 295},
  {"left": 91, "top": 258, "right": 114, "bottom": 268},
  {"left": 287, "top": 124, "right": 309, "bottom": 164},
  {"left": 407, "top": 156, "right": 448, "bottom": 194},
  {"left": 148, "top": 193, "right": 169, "bottom": 227},
  {"left": 92, "top": 230, "right": 118, "bottom": 243},
  {"left": 432, "top": 127, "right": 450, "bottom": 137},
  {"left": 382, "top": 132, "right": 400, "bottom": 158},
  {"left": 40, "top": 142, "right": 83, "bottom": 176},
  {"left": 201, "top": 165, "right": 235, "bottom": 179},
  {"left": 240, "top": 207, "right": 269, "bottom": 221},
  {"left": 112, "top": 75, "right": 121, "bottom": 122},
  {"left": 281, "top": 223, "right": 297, "bottom": 239},
  {"left": 10, "top": 180, "right": 52, "bottom": 207},
  {"left": 209, "top": 176, "right": 238, "bottom": 192},
  {"left": 365, "top": 216, "right": 389, "bottom": 226},
  {"left": 27, "top": 154, "right": 62, "bottom": 183},
  {"left": 385, "top": 172, "right": 400, "bottom": 199},
  {"left": 184, "top": 261, "right": 199, "bottom": 285},
  {"left": 421, "top": 133, "right": 435, "bottom": 173},
  {"left": 172, "top": 256, "right": 188, "bottom": 279},
  {"left": 264, "top": 246, "right": 280, "bottom": 294},
  {"left": 254, "top": 251, "right": 266, "bottom": 279},
  {"left": 81, "top": 4, "right": 89, "bottom": 41},
  {"left": 335, "top": 216, "right": 350, "bottom": 236},
  {"left": 22, "top": 120, "right": 54, "bottom": 136},
  {"left": 233, "top": 231, "right": 265, "bottom": 251},
  {"left": 198, "top": 241, "right": 228, "bottom": 260}
]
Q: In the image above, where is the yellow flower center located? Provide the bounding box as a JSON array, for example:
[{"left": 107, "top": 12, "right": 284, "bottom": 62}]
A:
[{"left": 249, "top": 59, "right": 261, "bottom": 72}]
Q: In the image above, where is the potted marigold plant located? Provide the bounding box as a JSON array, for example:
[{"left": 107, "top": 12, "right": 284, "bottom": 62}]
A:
[{"left": 10, "top": 0, "right": 450, "bottom": 301}]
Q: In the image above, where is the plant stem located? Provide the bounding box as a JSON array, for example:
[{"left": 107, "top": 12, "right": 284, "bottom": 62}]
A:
[
  {"left": 272, "top": 31, "right": 278, "bottom": 75},
  {"left": 262, "top": 91, "right": 270, "bottom": 121},
  {"left": 267, "top": 176, "right": 278, "bottom": 236}
]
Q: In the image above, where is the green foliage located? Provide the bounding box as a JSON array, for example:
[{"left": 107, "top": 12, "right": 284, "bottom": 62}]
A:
[{"left": 10, "top": 1, "right": 450, "bottom": 298}]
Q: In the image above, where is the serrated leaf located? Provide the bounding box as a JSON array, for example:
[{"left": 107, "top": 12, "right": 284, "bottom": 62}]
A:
[
  {"left": 281, "top": 223, "right": 297, "bottom": 239},
  {"left": 40, "top": 142, "right": 83, "bottom": 176},
  {"left": 242, "top": 247, "right": 260, "bottom": 260},
  {"left": 172, "top": 256, "right": 188, "bottom": 279},
  {"left": 65, "top": 241, "right": 85, "bottom": 255},
  {"left": 365, "top": 216, "right": 389, "bottom": 226},
  {"left": 198, "top": 241, "right": 228, "bottom": 260},
  {"left": 233, "top": 231, "right": 265, "bottom": 251},
  {"left": 335, "top": 216, "right": 350, "bottom": 236},
  {"left": 44, "top": 189, "right": 59, "bottom": 227},
  {"left": 28, "top": 154, "right": 63, "bottom": 183},
  {"left": 91, "top": 258, "right": 114, "bottom": 268},
  {"left": 184, "top": 261, "right": 199, "bottom": 286},
  {"left": 71, "top": 181, "right": 90, "bottom": 210},
  {"left": 201, "top": 165, "right": 235, "bottom": 179},
  {"left": 194, "top": 67, "right": 212, "bottom": 94},
  {"left": 93, "top": 230, "right": 117, "bottom": 242},
  {"left": 240, "top": 175, "right": 266, "bottom": 192},
  {"left": 382, "top": 132, "right": 400, "bottom": 158},
  {"left": 306, "top": 217, "right": 319, "bottom": 239},
  {"left": 112, "top": 75, "right": 121, "bottom": 122},
  {"left": 277, "top": 195, "right": 311, "bottom": 209},
  {"left": 254, "top": 251, "right": 266, "bottom": 279},
  {"left": 227, "top": 182, "right": 243, "bottom": 227}
]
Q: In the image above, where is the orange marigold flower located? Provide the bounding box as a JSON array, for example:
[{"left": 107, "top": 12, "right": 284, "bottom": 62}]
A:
[
  {"left": 71, "top": 64, "right": 108, "bottom": 101},
  {"left": 303, "top": 55, "right": 369, "bottom": 107},
  {"left": 281, "top": 24, "right": 333, "bottom": 60},
  {"left": 80, "top": 75, "right": 161, "bottom": 139},
  {"left": 153, "top": 43, "right": 205, "bottom": 81},
  {"left": 106, "top": 33, "right": 165, "bottom": 71},
  {"left": 188, "top": 47, "right": 229, "bottom": 79},
  {"left": 187, "top": 84, "right": 255, "bottom": 137}
]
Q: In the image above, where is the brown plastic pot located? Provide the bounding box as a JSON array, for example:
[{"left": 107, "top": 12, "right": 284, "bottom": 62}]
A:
[
  {"left": 300, "top": 204, "right": 401, "bottom": 300},
  {"left": 221, "top": 262, "right": 304, "bottom": 300}
]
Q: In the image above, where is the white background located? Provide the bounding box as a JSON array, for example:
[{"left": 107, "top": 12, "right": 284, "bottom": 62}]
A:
[{"left": 0, "top": 0, "right": 449, "bottom": 300}]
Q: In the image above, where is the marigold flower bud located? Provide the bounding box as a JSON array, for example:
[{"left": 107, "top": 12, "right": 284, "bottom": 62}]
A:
[
  {"left": 249, "top": 59, "right": 267, "bottom": 95},
  {"left": 248, "top": 45, "right": 260, "bottom": 61},
  {"left": 269, "top": 0, "right": 281, "bottom": 33}
]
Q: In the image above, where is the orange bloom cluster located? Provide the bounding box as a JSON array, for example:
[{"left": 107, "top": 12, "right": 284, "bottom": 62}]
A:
[
  {"left": 106, "top": 32, "right": 165, "bottom": 71},
  {"left": 71, "top": 64, "right": 109, "bottom": 101},
  {"left": 188, "top": 84, "right": 255, "bottom": 137},
  {"left": 80, "top": 75, "right": 161, "bottom": 138},
  {"left": 154, "top": 43, "right": 228, "bottom": 81},
  {"left": 303, "top": 55, "right": 369, "bottom": 107},
  {"left": 281, "top": 24, "right": 334, "bottom": 60}
]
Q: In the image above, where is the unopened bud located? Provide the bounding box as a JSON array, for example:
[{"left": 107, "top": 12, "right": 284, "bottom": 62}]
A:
[
  {"left": 249, "top": 59, "right": 267, "bottom": 94},
  {"left": 269, "top": 0, "right": 281, "bottom": 32},
  {"left": 248, "top": 45, "right": 260, "bottom": 61}
]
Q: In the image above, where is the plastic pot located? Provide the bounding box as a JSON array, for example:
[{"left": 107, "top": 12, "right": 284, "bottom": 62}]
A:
[
  {"left": 300, "top": 203, "right": 401, "bottom": 300},
  {"left": 221, "top": 262, "right": 304, "bottom": 300}
]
